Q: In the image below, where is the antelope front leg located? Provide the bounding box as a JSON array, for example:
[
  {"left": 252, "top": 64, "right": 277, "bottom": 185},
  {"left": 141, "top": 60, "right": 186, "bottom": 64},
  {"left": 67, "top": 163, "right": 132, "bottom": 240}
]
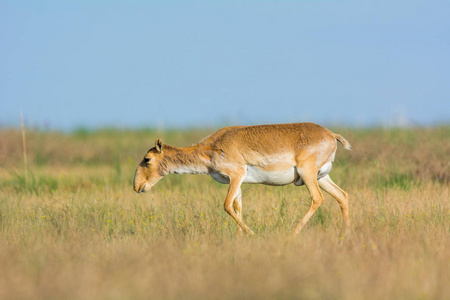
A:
[
  {"left": 224, "top": 176, "right": 255, "bottom": 236},
  {"left": 232, "top": 188, "right": 244, "bottom": 236}
]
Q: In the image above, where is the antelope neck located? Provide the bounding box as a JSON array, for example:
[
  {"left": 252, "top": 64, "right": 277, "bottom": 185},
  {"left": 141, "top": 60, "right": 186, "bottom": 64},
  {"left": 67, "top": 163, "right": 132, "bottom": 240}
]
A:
[{"left": 163, "top": 145, "right": 210, "bottom": 175}]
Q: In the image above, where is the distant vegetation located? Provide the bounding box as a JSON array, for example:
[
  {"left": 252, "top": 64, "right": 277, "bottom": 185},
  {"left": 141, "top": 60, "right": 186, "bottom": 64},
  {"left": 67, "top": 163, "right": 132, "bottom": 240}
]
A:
[{"left": 0, "top": 126, "right": 448, "bottom": 299}]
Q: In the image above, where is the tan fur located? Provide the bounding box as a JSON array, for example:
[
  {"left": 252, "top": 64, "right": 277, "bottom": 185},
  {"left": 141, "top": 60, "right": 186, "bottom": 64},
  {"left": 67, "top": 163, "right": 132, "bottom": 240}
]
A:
[{"left": 133, "top": 122, "right": 351, "bottom": 236}]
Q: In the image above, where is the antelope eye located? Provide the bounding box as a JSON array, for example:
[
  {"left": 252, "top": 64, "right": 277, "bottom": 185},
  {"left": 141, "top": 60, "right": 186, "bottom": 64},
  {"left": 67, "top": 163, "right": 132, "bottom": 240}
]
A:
[{"left": 144, "top": 158, "right": 151, "bottom": 163}]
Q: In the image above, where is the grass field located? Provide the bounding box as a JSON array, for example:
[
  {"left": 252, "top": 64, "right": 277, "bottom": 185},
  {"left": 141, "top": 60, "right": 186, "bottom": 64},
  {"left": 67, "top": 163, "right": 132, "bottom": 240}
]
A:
[{"left": 0, "top": 126, "right": 449, "bottom": 300}]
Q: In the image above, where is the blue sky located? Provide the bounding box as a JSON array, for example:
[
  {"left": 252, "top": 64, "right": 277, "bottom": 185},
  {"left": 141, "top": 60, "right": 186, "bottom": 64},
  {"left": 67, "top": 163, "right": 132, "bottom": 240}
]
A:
[{"left": 1, "top": 0, "right": 449, "bottom": 130}]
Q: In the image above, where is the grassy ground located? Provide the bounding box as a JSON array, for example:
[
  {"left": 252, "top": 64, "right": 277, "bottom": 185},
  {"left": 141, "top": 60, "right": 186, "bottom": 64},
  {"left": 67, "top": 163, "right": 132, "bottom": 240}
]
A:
[{"left": 0, "top": 126, "right": 449, "bottom": 300}]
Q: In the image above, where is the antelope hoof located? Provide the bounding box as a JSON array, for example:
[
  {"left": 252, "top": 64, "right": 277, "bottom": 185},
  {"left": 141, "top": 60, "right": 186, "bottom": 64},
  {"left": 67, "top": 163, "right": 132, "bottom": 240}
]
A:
[{"left": 246, "top": 229, "right": 256, "bottom": 236}]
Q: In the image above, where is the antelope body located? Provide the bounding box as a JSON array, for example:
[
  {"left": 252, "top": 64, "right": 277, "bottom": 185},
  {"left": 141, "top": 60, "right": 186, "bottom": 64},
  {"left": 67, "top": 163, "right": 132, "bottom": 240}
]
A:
[{"left": 133, "top": 122, "right": 351, "bottom": 236}]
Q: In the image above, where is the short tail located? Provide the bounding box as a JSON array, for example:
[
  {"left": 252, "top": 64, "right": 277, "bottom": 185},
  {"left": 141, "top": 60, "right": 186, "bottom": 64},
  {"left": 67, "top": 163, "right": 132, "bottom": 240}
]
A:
[{"left": 335, "top": 134, "right": 351, "bottom": 150}]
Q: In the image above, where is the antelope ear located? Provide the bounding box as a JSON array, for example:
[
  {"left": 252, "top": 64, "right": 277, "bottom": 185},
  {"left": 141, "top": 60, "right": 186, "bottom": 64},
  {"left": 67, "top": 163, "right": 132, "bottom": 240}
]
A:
[{"left": 155, "top": 139, "right": 163, "bottom": 153}]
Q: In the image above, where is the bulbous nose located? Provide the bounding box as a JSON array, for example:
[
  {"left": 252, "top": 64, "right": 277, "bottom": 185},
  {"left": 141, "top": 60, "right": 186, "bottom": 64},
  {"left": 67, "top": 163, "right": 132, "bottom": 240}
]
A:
[
  {"left": 133, "top": 165, "right": 154, "bottom": 193},
  {"left": 133, "top": 171, "right": 142, "bottom": 193},
  {"left": 133, "top": 171, "right": 149, "bottom": 193},
  {"left": 134, "top": 182, "right": 149, "bottom": 193}
]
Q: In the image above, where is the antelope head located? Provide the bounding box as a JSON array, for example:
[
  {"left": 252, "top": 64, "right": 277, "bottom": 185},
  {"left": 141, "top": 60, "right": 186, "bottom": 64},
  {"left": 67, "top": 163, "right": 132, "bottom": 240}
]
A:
[{"left": 133, "top": 138, "right": 167, "bottom": 193}]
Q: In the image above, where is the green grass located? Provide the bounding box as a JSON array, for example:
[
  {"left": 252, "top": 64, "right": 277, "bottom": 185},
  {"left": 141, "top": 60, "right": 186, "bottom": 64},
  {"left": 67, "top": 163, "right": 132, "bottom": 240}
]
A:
[{"left": 0, "top": 126, "right": 448, "bottom": 300}]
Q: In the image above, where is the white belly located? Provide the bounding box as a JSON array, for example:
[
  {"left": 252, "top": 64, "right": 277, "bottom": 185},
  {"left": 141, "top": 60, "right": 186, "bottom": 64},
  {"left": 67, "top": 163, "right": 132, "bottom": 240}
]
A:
[
  {"left": 244, "top": 165, "right": 300, "bottom": 186},
  {"left": 209, "top": 161, "right": 333, "bottom": 186}
]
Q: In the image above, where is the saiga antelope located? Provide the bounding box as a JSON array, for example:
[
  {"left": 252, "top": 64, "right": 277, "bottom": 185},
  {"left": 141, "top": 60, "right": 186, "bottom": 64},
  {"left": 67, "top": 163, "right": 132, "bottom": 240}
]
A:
[{"left": 133, "top": 123, "right": 351, "bottom": 236}]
